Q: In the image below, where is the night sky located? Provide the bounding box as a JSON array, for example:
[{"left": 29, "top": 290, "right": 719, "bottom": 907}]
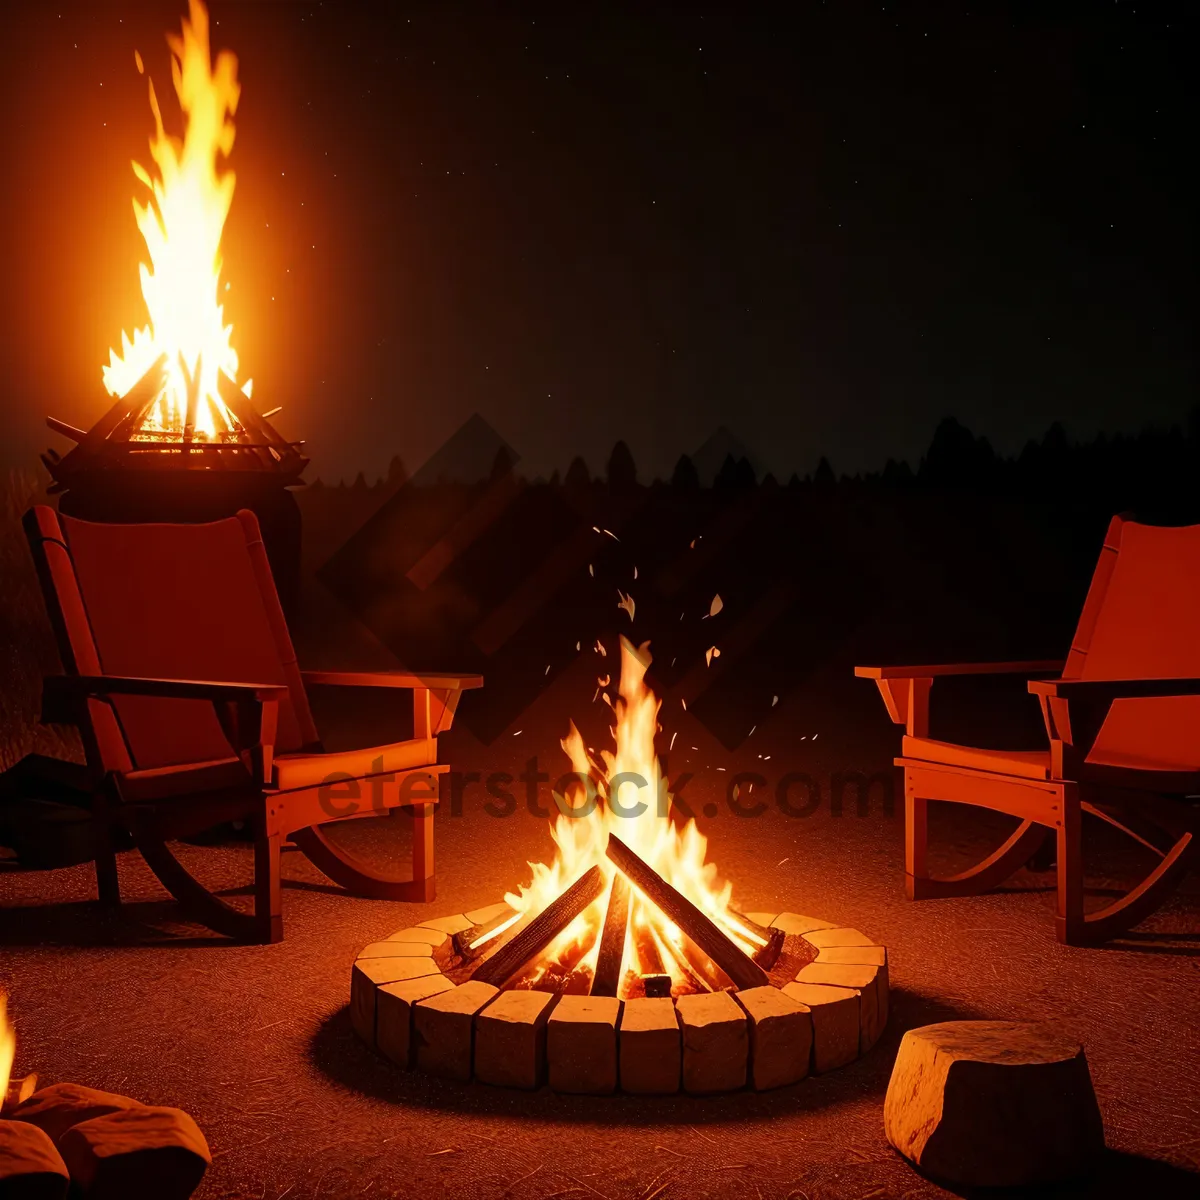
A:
[{"left": 0, "top": 1, "right": 1193, "bottom": 483}]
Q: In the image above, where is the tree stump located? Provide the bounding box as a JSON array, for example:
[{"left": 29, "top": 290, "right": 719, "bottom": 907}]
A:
[
  {"left": 884, "top": 1021, "right": 1104, "bottom": 1188},
  {"left": 57, "top": 1107, "right": 210, "bottom": 1200},
  {"left": 0, "top": 1119, "right": 69, "bottom": 1199}
]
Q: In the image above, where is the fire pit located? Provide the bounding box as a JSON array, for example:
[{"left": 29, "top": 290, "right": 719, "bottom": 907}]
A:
[
  {"left": 352, "top": 638, "right": 888, "bottom": 1093},
  {"left": 41, "top": 0, "right": 306, "bottom": 605}
]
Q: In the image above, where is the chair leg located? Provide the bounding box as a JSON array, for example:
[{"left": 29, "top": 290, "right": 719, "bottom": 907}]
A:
[
  {"left": 411, "top": 801, "right": 435, "bottom": 904},
  {"left": 904, "top": 782, "right": 929, "bottom": 899},
  {"left": 136, "top": 833, "right": 272, "bottom": 942},
  {"left": 92, "top": 791, "right": 121, "bottom": 908},
  {"left": 254, "top": 829, "right": 284, "bottom": 945},
  {"left": 905, "top": 770, "right": 1049, "bottom": 901},
  {"left": 290, "top": 803, "right": 437, "bottom": 903},
  {"left": 94, "top": 837, "right": 121, "bottom": 907},
  {"left": 1055, "top": 784, "right": 1084, "bottom": 944}
]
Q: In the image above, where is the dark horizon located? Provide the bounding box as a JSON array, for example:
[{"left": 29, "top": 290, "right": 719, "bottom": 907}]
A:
[{"left": 0, "top": 1, "right": 1194, "bottom": 485}]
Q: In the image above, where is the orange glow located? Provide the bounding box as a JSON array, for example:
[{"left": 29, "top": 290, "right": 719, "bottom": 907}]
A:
[
  {"left": 102, "top": 0, "right": 249, "bottom": 439},
  {"left": 506, "top": 636, "right": 762, "bottom": 996},
  {"left": 0, "top": 992, "right": 14, "bottom": 1103}
]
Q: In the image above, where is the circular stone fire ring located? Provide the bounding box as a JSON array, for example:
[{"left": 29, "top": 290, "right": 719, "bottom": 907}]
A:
[{"left": 351, "top": 904, "right": 888, "bottom": 1094}]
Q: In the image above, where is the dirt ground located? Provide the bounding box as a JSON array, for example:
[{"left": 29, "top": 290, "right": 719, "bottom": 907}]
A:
[{"left": 2, "top": 670, "right": 1199, "bottom": 1200}]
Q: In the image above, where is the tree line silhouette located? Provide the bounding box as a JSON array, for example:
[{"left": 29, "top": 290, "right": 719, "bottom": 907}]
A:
[{"left": 308, "top": 409, "right": 1200, "bottom": 519}]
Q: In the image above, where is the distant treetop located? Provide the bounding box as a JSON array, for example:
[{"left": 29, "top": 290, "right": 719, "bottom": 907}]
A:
[
  {"left": 565, "top": 456, "right": 591, "bottom": 488},
  {"left": 606, "top": 440, "right": 638, "bottom": 488},
  {"left": 671, "top": 453, "right": 700, "bottom": 489}
]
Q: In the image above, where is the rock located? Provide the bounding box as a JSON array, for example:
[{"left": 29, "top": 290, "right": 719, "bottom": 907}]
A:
[
  {"left": 742, "top": 912, "right": 780, "bottom": 927},
  {"left": 58, "top": 1107, "right": 210, "bottom": 1199},
  {"left": 815, "top": 945, "right": 886, "bottom": 967},
  {"left": 375, "top": 975, "right": 455, "bottom": 1068},
  {"left": 618, "top": 998, "right": 680, "bottom": 1095},
  {"left": 884, "top": 1021, "right": 1104, "bottom": 1188},
  {"left": 474, "top": 990, "right": 557, "bottom": 1090},
  {"left": 803, "top": 927, "right": 874, "bottom": 949},
  {"left": 350, "top": 957, "right": 442, "bottom": 1048},
  {"left": 547, "top": 996, "right": 620, "bottom": 1094},
  {"left": 463, "top": 901, "right": 515, "bottom": 927},
  {"left": 795, "top": 961, "right": 887, "bottom": 1049},
  {"left": 735, "top": 985, "right": 812, "bottom": 1089},
  {"left": 770, "top": 912, "right": 836, "bottom": 937},
  {"left": 0, "top": 1119, "right": 69, "bottom": 1199},
  {"left": 417, "top": 913, "right": 473, "bottom": 936},
  {"left": 355, "top": 941, "right": 443, "bottom": 961},
  {"left": 676, "top": 991, "right": 747, "bottom": 1094},
  {"left": 813, "top": 949, "right": 890, "bottom": 1048},
  {"left": 414, "top": 981, "right": 499, "bottom": 1081},
  {"left": 384, "top": 927, "right": 451, "bottom": 957},
  {"left": 782, "top": 981, "right": 859, "bottom": 1071},
  {"left": 11, "top": 1085, "right": 141, "bottom": 1145}
]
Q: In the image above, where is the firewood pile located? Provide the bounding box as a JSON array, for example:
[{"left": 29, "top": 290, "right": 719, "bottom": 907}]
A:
[{"left": 0, "top": 1082, "right": 210, "bottom": 1199}]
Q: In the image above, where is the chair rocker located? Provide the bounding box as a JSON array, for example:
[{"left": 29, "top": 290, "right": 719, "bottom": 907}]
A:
[
  {"left": 857, "top": 514, "right": 1200, "bottom": 945},
  {"left": 24, "top": 505, "right": 483, "bottom": 943}
]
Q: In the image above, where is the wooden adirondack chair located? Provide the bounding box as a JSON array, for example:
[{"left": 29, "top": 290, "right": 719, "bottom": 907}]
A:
[
  {"left": 857, "top": 514, "right": 1200, "bottom": 944},
  {"left": 24, "top": 505, "right": 482, "bottom": 943}
]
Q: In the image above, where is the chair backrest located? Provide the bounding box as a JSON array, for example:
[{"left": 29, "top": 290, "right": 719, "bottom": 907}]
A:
[
  {"left": 25, "top": 506, "right": 318, "bottom": 775},
  {"left": 1065, "top": 515, "right": 1200, "bottom": 771}
]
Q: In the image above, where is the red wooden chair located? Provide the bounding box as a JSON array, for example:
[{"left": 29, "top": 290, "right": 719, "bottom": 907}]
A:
[
  {"left": 24, "top": 505, "right": 482, "bottom": 943},
  {"left": 857, "top": 515, "right": 1200, "bottom": 944}
]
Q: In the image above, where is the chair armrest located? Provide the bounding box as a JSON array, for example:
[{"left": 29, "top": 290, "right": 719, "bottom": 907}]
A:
[
  {"left": 300, "top": 670, "right": 484, "bottom": 691},
  {"left": 61, "top": 675, "right": 289, "bottom": 703},
  {"left": 1029, "top": 677, "right": 1200, "bottom": 764},
  {"left": 43, "top": 675, "right": 284, "bottom": 785},
  {"left": 1028, "top": 678, "right": 1200, "bottom": 701},
  {"left": 856, "top": 660, "right": 1064, "bottom": 680},
  {"left": 856, "top": 661, "right": 1064, "bottom": 737}
]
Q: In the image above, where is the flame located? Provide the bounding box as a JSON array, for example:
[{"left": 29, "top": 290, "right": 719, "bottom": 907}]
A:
[
  {"left": 0, "top": 992, "right": 14, "bottom": 1102},
  {"left": 505, "top": 636, "right": 762, "bottom": 996},
  {"left": 102, "top": 0, "right": 246, "bottom": 440}
]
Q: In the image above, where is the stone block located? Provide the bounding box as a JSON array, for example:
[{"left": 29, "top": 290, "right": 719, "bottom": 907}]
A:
[
  {"left": 547, "top": 996, "right": 620, "bottom": 1094},
  {"left": 618, "top": 998, "right": 680, "bottom": 1095},
  {"left": 676, "top": 991, "right": 747, "bottom": 1094}
]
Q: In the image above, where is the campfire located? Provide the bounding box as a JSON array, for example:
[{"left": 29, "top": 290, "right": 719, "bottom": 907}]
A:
[
  {"left": 351, "top": 635, "right": 890, "bottom": 1093},
  {"left": 465, "top": 636, "right": 781, "bottom": 998},
  {"left": 0, "top": 993, "right": 36, "bottom": 1115},
  {"left": 42, "top": 1, "right": 305, "bottom": 601}
]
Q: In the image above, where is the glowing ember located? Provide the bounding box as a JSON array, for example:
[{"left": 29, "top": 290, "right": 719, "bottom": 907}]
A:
[
  {"left": 505, "top": 636, "right": 764, "bottom": 996},
  {"left": 0, "top": 992, "right": 14, "bottom": 1102},
  {"left": 102, "top": 0, "right": 248, "bottom": 440}
]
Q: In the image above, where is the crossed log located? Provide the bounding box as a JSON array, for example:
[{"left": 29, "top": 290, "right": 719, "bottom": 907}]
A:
[
  {"left": 604, "top": 834, "right": 768, "bottom": 992},
  {"left": 469, "top": 836, "right": 768, "bottom": 993}
]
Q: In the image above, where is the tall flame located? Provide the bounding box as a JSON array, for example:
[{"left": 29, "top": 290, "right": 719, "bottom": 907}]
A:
[
  {"left": 102, "top": 0, "right": 245, "bottom": 439},
  {"left": 504, "top": 637, "right": 762, "bottom": 995}
]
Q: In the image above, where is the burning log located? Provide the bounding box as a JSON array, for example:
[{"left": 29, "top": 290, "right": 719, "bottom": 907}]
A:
[
  {"left": 605, "top": 834, "right": 769, "bottom": 992},
  {"left": 473, "top": 866, "right": 606, "bottom": 989},
  {"left": 590, "top": 876, "right": 630, "bottom": 997},
  {"left": 2, "top": 1073, "right": 37, "bottom": 1115},
  {"left": 722, "top": 909, "right": 784, "bottom": 969},
  {"left": 652, "top": 924, "right": 723, "bottom": 994},
  {"left": 753, "top": 927, "right": 786, "bottom": 970},
  {"left": 633, "top": 916, "right": 666, "bottom": 976},
  {"left": 673, "top": 936, "right": 727, "bottom": 993},
  {"left": 453, "top": 906, "right": 523, "bottom": 962},
  {"left": 642, "top": 975, "right": 672, "bottom": 998},
  {"left": 728, "top": 908, "right": 773, "bottom": 943}
]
